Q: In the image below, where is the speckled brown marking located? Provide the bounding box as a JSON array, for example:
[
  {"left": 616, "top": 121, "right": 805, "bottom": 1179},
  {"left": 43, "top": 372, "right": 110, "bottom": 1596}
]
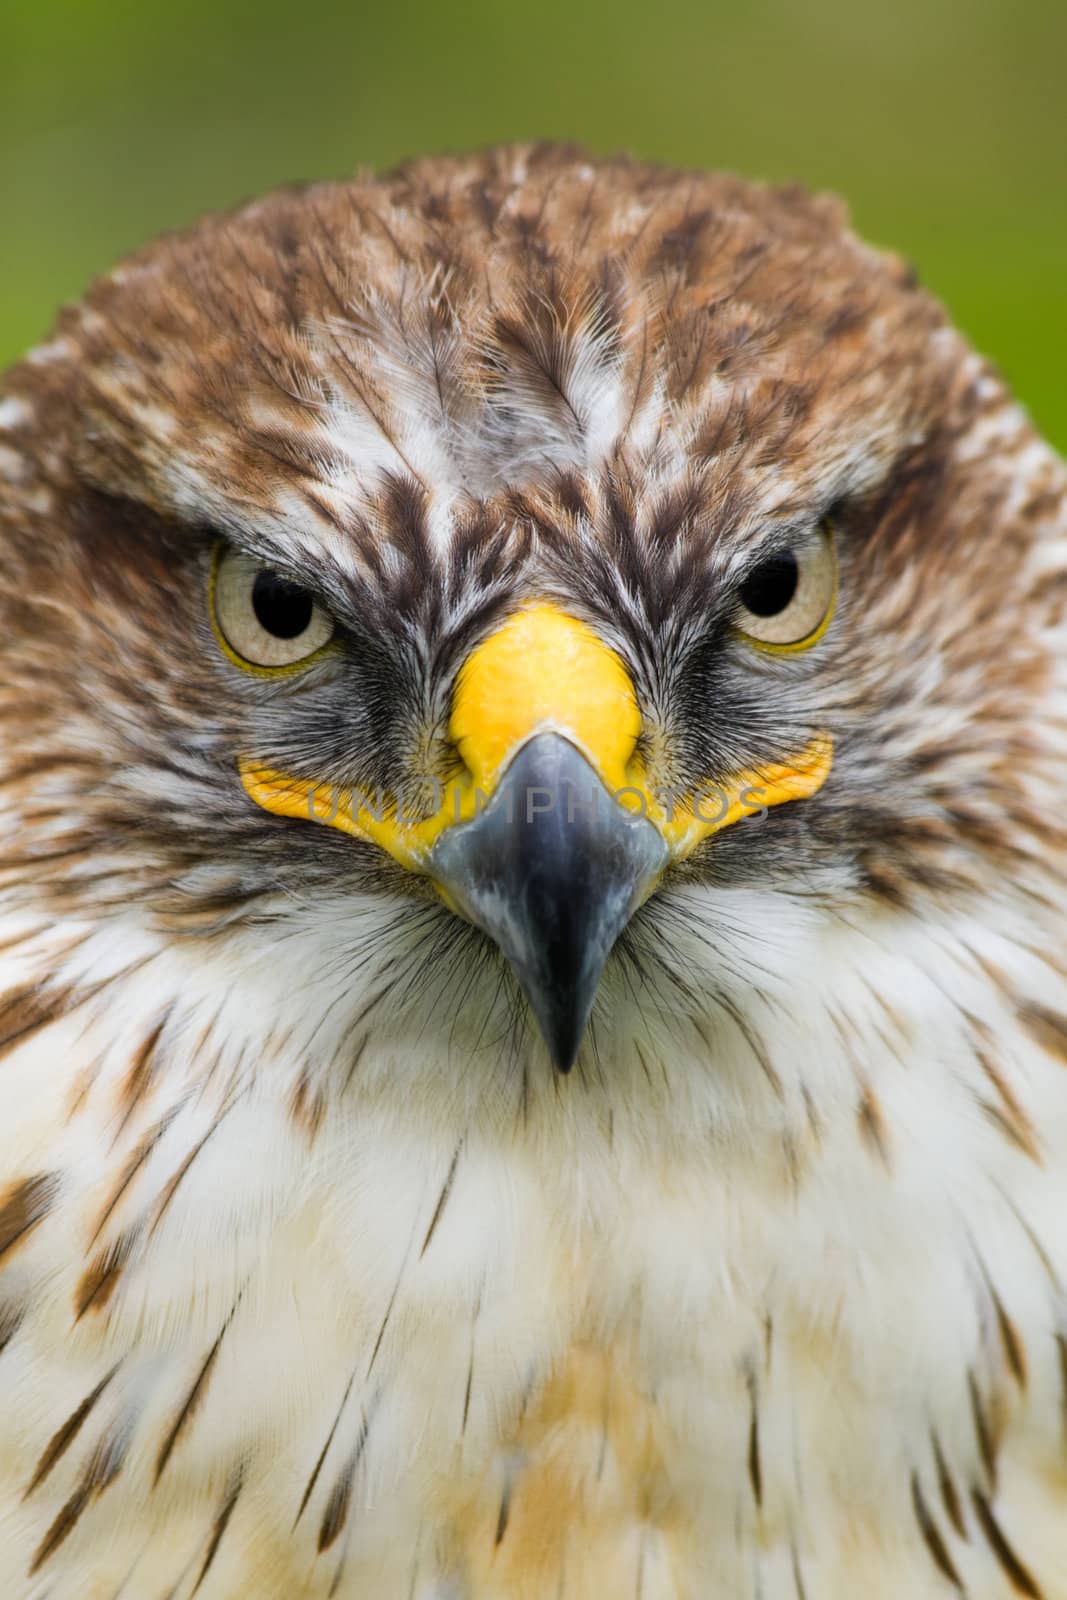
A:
[
  {"left": 318, "top": 1451, "right": 357, "bottom": 1553},
  {"left": 911, "top": 1473, "right": 963, "bottom": 1590},
  {"left": 971, "top": 1490, "right": 1044, "bottom": 1597},
  {"left": 29, "top": 1435, "right": 126, "bottom": 1573},
  {"left": 982, "top": 1099, "right": 1041, "bottom": 1163},
  {"left": 968, "top": 1371, "right": 999, "bottom": 1489},
  {"left": 420, "top": 1141, "right": 463, "bottom": 1257},
  {"left": 0, "top": 1173, "right": 57, "bottom": 1262},
  {"left": 295, "top": 1370, "right": 357, "bottom": 1528},
  {"left": 190, "top": 1472, "right": 243, "bottom": 1596},
  {"left": 1057, "top": 1333, "right": 1067, "bottom": 1441},
  {"left": 148, "top": 1100, "right": 237, "bottom": 1239},
  {"left": 74, "top": 1229, "right": 136, "bottom": 1319},
  {"left": 64, "top": 1058, "right": 102, "bottom": 1123},
  {"left": 113, "top": 1012, "right": 171, "bottom": 1138},
  {"left": 365, "top": 1256, "right": 408, "bottom": 1378},
  {"left": 973, "top": 1046, "right": 1040, "bottom": 1162},
  {"left": 0, "top": 984, "right": 73, "bottom": 1061},
  {"left": 155, "top": 1294, "right": 242, "bottom": 1484},
  {"left": 857, "top": 1079, "right": 891, "bottom": 1167},
  {"left": 29, "top": 1481, "right": 95, "bottom": 1574},
  {"left": 746, "top": 1371, "right": 763, "bottom": 1509},
  {"left": 89, "top": 1107, "right": 178, "bottom": 1245},
  {"left": 1017, "top": 1003, "right": 1067, "bottom": 1067},
  {"left": 289, "top": 1070, "right": 327, "bottom": 1141},
  {"left": 461, "top": 1290, "right": 482, "bottom": 1438},
  {"left": 991, "top": 1287, "right": 1028, "bottom": 1388},
  {"left": 932, "top": 1430, "right": 968, "bottom": 1541},
  {"left": 25, "top": 1364, "right": 119, "bottom": 1496},
  {"left": 0, "top": 1301, "right": 25, "bottom": 1354}
]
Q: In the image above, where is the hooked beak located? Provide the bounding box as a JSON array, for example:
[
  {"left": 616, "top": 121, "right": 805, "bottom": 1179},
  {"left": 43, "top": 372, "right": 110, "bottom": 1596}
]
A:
[
  {"left": 239, "top": 603, "right": 833, "bottom": 1070},
  {"left": 429, "top": 732, "right": 666, "bottom": 1071}
]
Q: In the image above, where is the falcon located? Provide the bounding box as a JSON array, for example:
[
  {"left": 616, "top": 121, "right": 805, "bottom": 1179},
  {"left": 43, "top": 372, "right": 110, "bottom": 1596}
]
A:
[{"left": 0, "top": 143, "right": 1065, "bottom": 1600}]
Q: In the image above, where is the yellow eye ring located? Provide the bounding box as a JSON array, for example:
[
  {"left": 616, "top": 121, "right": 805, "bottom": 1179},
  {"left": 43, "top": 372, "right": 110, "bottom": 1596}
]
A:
[
  {"left": 735, "top": 524, "right": 837, "bottom": 655},
  {"left": 209, "top": 543, "right": 337, "bottom": 678}
]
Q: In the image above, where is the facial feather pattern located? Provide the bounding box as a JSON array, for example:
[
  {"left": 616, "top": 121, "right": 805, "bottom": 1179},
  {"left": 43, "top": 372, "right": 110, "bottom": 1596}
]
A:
[{"left": 1, "top": 143, "right": 1067, "bottom": 1598}]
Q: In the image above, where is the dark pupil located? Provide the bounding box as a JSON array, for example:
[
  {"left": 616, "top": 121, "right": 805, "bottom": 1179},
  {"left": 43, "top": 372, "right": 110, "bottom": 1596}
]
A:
[
  {"left": 738, "top": 550, "right": 799, "bottom": 617},
  {"left": 252, "top": 571, "right": 314, "bottom": 639}
]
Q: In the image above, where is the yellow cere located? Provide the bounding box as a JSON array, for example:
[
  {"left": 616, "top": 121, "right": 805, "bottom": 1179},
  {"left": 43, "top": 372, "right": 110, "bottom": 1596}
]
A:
[{"left": 239, "top": 602, "right": 834, "bottom": 872}]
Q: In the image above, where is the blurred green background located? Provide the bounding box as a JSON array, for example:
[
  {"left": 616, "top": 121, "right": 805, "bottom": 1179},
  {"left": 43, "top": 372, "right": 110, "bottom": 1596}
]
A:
[{"left": 2, "top": 0, "right": 1064, "bottom": 447}]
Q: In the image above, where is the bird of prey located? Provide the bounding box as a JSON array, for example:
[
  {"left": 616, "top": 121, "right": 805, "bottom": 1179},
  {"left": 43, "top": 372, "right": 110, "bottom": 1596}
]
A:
[{"left": 1, "top": 143, "right": 1065, "bottom": 1600}]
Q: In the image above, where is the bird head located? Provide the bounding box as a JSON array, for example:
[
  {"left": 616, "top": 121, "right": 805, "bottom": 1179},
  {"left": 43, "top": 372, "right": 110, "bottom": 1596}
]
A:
[{"left": 0, "top": 146, "right": 1060, "bottom": 1116}]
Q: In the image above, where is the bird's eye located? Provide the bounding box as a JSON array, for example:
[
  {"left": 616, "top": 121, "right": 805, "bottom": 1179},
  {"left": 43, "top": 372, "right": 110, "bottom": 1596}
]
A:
[
  {"left": 210, "top": 545, "right": 335, "bottom": 672},
  {"left": 734, "top": 525, "right": 836, "bottom": 651}
]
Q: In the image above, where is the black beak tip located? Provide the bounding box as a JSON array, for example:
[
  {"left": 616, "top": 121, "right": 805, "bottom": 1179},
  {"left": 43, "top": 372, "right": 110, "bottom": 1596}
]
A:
[
  {"left": 529, "top": 996, "right": 587, "bottom": 1074},
  {"left": 546, "top": 1040, "right": 579, "bottom": 1075},
  {"left": 429, "top": 733, "right": 667, "bottom": 1072}
]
